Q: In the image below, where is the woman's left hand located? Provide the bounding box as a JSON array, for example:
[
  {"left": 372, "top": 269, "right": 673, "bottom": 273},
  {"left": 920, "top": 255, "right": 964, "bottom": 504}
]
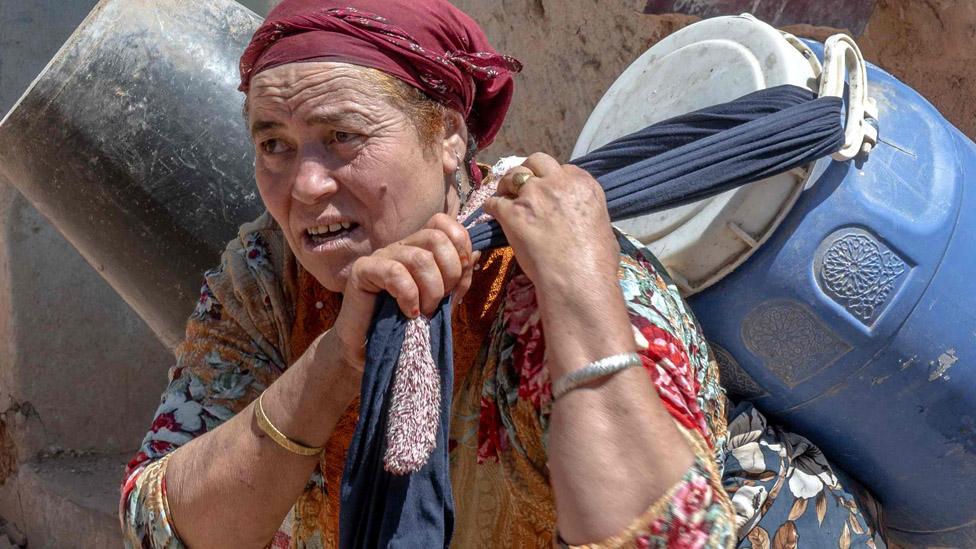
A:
[
  {"left": 484, "top": 153, "right": 620, "bottom": 294},
  {"left": 487, "top": 156, "right": 693, "bottom": 546}
]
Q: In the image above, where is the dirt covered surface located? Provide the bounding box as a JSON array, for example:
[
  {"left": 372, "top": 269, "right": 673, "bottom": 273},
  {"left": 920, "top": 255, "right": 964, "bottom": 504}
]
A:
[
  {"left": 854, "top": 0, "right": 976, "bottom": 139},
  {"left": 456, "top": 0, "right": 976, "bottom": 161},
  {"left": 0, "top": 419, "right": 14, "bottom": 486},
  {"left": 789, "top": 0, "right": 976, "bottom": 142},
  {"left": 452, "top": 0, "right": 698, "bottom": 160}
]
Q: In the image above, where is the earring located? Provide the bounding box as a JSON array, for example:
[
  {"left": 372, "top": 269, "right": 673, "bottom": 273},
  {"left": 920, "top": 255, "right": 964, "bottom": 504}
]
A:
[{"left": 453, "top": 151, "right": 468, "bottom": 204}]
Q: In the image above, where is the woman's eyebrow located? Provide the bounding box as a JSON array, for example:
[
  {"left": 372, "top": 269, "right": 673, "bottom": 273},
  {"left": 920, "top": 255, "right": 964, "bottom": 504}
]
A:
[
  {"left": 249, "top": 111, "right": 374, "bottom": 138},
  {"left": 250, "top": 119, "right": 283, "bottom": 138},
  {"left": 304, "top": 111, "right": 373, "bottom": 128}
]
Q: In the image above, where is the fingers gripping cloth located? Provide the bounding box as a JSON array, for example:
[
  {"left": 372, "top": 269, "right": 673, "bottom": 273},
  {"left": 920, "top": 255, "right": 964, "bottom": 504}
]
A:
[{"left": 341, "top": 85, "right": 846, "bottom": 548}]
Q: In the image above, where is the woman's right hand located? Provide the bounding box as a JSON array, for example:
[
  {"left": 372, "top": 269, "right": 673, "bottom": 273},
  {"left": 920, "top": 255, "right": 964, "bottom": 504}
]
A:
[{"left": 330, "top": 213, "right": 478, "bottom": 371}]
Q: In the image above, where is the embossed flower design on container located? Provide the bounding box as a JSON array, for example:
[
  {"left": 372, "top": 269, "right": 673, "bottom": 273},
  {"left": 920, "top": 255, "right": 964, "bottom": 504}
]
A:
[
  {"left": 742, "top": 301, "right": 851, "bottom": 387},
  {"left": 822, "top": 235, "right": 883, "bottom": 297},
  {"left": 818, "top": 232, "right": 907, "bottom": 322}
]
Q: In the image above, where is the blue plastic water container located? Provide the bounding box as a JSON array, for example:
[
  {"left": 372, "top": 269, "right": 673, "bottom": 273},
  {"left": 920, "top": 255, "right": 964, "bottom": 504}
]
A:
[{"left": 689, "top": 41, "right": 976, "bottom": 547}]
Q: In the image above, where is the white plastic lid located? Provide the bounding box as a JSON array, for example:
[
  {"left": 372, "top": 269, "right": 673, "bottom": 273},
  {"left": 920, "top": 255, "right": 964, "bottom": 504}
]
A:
[{"left": 572, "top": 14, "right": 828, "bottom": 295}]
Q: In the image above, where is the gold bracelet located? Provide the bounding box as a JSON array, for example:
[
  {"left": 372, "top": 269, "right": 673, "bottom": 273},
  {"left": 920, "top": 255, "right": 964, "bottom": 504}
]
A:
[{"left": 254, "top": 391, "right": 324, "bottom": 456}]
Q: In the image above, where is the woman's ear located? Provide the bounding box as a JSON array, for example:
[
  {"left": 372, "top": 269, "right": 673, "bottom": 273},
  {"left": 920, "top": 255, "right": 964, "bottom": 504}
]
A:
[{"left": 440, "top": 109, "right": 468, "bottom": 175}]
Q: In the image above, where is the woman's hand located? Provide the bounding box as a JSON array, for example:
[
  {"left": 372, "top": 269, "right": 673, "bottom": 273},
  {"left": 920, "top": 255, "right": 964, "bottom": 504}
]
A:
[
  {"left": 485, "top": 153, "right": 633, "bottom": 379},
  {"left": 164, "top": 217, "right": 479, "bottom": 549},
  {"left": 484, "top": 153, "right": 620, "bottom": 294},
  {"left": 487, "top": 155, "right": 694, "bottom": 544},
  {"left": 331, "top": 213, "right": 479, "bottom": 371}
]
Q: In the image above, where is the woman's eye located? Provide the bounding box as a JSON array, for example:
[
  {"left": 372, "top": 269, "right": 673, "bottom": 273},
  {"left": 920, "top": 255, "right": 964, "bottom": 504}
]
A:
[{"left": 260, "top": 139, "right": 289, "bottom": 154}]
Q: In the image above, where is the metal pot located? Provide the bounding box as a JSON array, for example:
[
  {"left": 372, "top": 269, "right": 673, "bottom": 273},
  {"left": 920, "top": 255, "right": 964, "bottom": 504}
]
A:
[{"left": 0, "top": 0, "right": 265, "bottom": 348}]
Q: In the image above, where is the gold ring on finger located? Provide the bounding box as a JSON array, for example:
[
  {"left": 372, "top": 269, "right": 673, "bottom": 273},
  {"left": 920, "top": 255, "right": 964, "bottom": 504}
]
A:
[{"left": 512, "top": 172, "right": 534, "bottom": 195}]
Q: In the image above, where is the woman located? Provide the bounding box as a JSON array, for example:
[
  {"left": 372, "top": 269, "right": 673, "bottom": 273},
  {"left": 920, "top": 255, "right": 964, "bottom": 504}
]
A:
[{"left": 121, "top": 0, "right": 884, "bottom": 547}]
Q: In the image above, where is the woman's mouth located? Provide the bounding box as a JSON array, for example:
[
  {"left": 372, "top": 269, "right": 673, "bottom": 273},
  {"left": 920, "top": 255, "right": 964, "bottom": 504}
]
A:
[{"left": 304, "top": 222, "right": 361, "bottom": 250}]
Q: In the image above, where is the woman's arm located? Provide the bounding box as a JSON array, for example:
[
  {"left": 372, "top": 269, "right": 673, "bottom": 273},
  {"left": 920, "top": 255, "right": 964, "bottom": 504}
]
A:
[
  {"left": 121, "top": 263, "right": 366, "bottom": 548},
  {"left": 164, "top": 328, "right": 360, "bottom": 547},
  {"left": 538, "top": 275, "right": 696, "bottom": 544},
  {"left": 124, "top": 214, "right": 475, "bottom": 548},
  {"left": 486, "top": 153, "right": 706, "bottom": 544}
]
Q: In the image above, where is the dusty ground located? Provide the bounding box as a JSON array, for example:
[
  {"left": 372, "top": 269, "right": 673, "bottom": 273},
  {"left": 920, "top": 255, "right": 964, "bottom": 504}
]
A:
[{"left": 456, "top": 0, "right": 976, "bottom": 162}]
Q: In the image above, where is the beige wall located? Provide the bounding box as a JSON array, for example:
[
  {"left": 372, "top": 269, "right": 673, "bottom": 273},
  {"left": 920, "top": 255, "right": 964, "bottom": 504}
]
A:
[{"left": 453, "top": 0, "right": 976, "bottom": 163}]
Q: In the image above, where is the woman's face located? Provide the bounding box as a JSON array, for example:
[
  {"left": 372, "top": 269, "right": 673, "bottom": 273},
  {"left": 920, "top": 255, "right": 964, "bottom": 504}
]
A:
[{"left": 247, "top": 62, "right": 460, "bottom": 292}]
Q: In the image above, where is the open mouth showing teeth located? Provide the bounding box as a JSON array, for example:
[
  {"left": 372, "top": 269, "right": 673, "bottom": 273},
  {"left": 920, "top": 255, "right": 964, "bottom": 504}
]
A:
[{"left": 307, "top": 222, "right": 358, "bottom": 244}]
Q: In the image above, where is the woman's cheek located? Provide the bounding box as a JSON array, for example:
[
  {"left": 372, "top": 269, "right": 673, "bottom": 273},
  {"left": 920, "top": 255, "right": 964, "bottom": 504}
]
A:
[
  {"left": 254, "top": 165, "right": 293, "bottom": 221},
  {"left": 256, "top": 151, "right": 292, "bottom": 177}
]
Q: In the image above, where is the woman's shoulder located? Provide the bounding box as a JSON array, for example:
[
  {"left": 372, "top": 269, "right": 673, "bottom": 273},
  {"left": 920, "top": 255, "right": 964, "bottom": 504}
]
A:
[
  {"left": 223, "top": 210, "right": 293, "bottom": 278},
  {"left": 192, "top": 210, "right": 297, "bottom": 362}
]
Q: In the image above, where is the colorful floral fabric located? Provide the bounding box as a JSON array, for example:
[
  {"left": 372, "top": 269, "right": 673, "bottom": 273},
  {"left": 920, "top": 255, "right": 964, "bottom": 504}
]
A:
[
  {"left": 724, "top": 403, "right": 886, "bottom": 548},
  {"left": 121, "top": 164, "right": 884, "bottom": 548}
]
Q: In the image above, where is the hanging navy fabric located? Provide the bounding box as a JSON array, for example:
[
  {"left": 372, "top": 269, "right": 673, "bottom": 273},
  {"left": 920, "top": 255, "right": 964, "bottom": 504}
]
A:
[
  {"left": 339, "top": 84, "right": 846, "bottom": 548},
  {"left": 340, "top": 297, "right": 455, "bottom": 548}
]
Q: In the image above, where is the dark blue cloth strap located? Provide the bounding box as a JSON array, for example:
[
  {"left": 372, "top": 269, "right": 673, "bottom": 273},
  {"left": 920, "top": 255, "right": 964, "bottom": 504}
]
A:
[
  {"left": 467, "top": 85, "right": 843, "bottom": 250},
  {"left": 340, "top": 84, "right": 845, "bottom": 549}
]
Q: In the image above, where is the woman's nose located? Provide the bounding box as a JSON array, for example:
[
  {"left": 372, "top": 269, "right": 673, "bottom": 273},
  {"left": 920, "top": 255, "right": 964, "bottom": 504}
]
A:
[{"left": 291, "top": 155, "right": 337, "bottom": 205}]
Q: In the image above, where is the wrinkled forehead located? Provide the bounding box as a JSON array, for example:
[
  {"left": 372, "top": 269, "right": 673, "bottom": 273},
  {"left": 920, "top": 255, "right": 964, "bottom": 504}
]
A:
[{"left": 246, "top": 61, "right": 395, "bottom": 119}]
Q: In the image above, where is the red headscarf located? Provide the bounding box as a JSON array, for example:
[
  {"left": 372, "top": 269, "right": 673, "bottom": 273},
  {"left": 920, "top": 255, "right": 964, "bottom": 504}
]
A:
[{"left": 239, "top": 0, "right": 522, "bottom": 149}]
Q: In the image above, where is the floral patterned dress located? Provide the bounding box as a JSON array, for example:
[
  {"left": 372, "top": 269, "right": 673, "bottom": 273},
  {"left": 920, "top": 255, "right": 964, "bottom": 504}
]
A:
[{"left": 120, "top": 163, "right": 885, "bottom": 549}]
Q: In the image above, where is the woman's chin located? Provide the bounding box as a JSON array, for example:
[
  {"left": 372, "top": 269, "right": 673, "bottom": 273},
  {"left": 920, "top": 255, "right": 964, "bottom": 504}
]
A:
[
  {"left": 302, "top": 262, "right": 350, "bottom": 294},
  {"left": 297, "top": 235, "right": 366, "bottom": 294}
]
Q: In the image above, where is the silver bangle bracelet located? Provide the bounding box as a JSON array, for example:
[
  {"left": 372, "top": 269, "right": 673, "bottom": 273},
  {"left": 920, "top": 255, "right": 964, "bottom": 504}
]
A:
[{"left": 551, "top": 352, "right": 642, "bottom": 400}]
